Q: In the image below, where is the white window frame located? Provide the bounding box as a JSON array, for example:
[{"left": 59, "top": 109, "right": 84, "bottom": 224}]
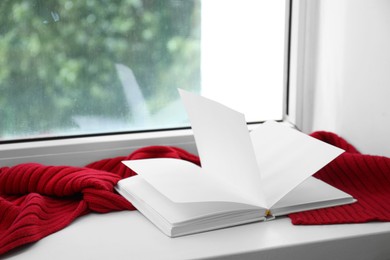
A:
[
  {"left": 0, "top": 0, "right": 296, "bottom": 167},
  {"left": 285, "top": 0, "right": 321, "bottom": 132}
]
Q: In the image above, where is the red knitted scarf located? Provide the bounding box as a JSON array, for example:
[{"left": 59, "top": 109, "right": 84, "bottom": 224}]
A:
[
  {"left": 1, "top": 132, "right": 390, "bottom": 255},
  {"left": 289, "top": 131, "right": 390, "bottom": 224},
  {"left": 0, "top": 146, "right": 200, "bottom": 255}
]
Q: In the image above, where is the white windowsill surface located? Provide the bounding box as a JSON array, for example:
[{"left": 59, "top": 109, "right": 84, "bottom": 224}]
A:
[
  {"left": 4, "top": 210, "right": 390, "bottom": 260},
  {"left": 0, "top": 129, "right": 197, "bottom": 167},
  {"left": 0, "top": 124, "right": 268, "bottom": 167},
  {"left": 2, "top": 123, "right": 390, "bottom": 259}
]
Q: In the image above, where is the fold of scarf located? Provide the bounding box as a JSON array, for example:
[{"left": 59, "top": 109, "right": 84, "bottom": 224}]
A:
[
  {"left": 289, "top": 131, "right": 390, "bottom": 224},
  {"left": 0, "top": 146, "right": 199, "bottom": 255}
]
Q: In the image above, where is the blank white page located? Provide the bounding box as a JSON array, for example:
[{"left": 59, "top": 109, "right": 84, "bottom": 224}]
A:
[
  {"left": 122, "top": 158, "right": 255, "bottom": 205},
  {"left": 179, "top": 89, "right": 266, "bottom": 206},
  {"left": 250, "top": 121, "right": 344, "bottom": 208}
]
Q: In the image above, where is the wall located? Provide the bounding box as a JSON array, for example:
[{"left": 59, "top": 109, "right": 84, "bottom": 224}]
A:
[{"left": 298, "top": 0, "right": 390, "bottom": 157}]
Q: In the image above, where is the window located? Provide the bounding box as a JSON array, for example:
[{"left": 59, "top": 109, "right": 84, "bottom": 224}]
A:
[
  {"left": 0, "top": 0, "right": 286, "bottom": 143},
  {"left": 1, "top": 0, "right": 201, "bottom": 140},
  {"left": 0, "top": 0, "right": 290, "bottom": 167}
]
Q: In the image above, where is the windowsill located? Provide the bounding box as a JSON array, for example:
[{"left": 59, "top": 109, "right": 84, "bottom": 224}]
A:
[
  {"left": 10, "top": 119, "right": 387, "bottom": 259},
  {"left": 2, "top": 122, "right": 390, "bottom": 259},
  {"left": 0, "top": 122, "right": 291, "bottom": 167},
  {"left": 0, "top": 129, "right": 197, "bottom": 167},
  {"left": 4, "top": 210, "right": 390, "bottom": 259}
]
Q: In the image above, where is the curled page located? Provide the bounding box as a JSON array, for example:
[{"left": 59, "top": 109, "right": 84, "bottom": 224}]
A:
[
  {"left": 179, "top": 89, "right": 266, "bottom": 207},
  {"left": 250, "top": 121, "right": 344, "bottom": 208}
]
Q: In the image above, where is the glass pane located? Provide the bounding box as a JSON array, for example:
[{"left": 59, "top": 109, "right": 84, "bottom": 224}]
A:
[
  {"left": 201, "top": 0, "right": 285, "bottom": 122},
  {"left": 0, "top": 0, "right": 285, "bottom": 141}
]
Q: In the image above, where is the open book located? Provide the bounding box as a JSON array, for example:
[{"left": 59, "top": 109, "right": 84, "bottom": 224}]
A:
[{"left": 116, "top": 89, "right": 355, "bottom": 237}]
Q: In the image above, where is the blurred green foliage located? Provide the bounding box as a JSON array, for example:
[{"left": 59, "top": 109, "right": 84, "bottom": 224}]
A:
[{"left": 0, "top": 0, "right": 200, "bottom": 139}]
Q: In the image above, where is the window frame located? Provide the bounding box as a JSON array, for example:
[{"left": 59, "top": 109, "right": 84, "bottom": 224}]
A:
[
  {"left": 0, "top": 0, "right": 296, "bottom": 167},
  {"left": 284, "top": 0, "right": 320, "bottom": 131}
]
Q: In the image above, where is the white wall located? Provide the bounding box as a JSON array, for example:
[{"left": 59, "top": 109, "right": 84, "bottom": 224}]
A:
[{"left": 298, "top": 0, "right": 390, "bottom": 157}]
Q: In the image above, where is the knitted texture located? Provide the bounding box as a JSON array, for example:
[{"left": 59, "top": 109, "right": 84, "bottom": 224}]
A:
[
  {"left": 0, "top": 146, "right": 200, "bottom": 255},
  {"left": 289, "top": 131, "right": 390, "bottom": 224}
]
